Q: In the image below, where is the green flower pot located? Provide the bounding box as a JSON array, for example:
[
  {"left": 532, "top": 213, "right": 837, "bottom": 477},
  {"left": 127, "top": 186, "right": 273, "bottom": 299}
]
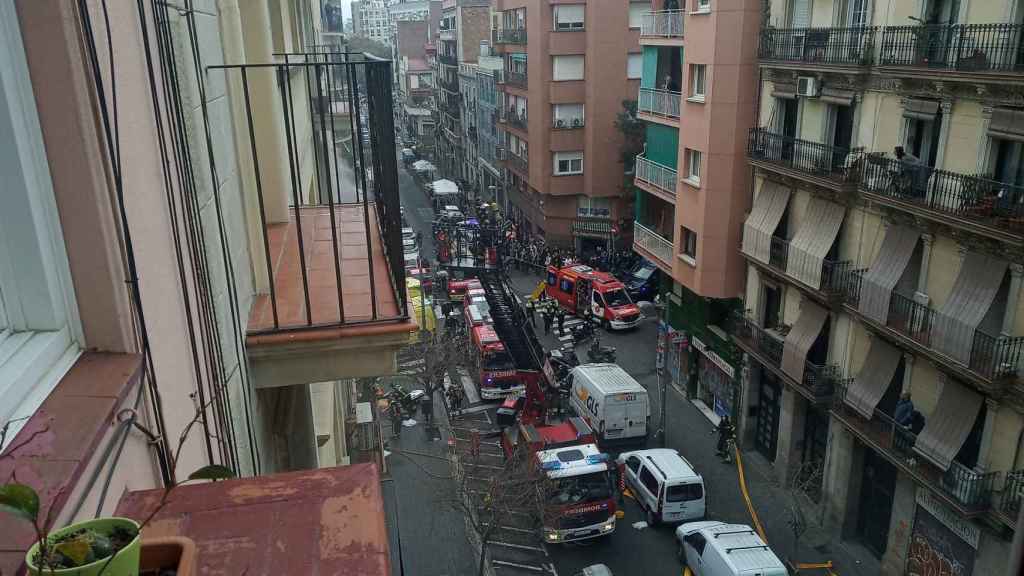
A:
[{"left": 25, "top": 517, "right": 141, "bottom": 576}]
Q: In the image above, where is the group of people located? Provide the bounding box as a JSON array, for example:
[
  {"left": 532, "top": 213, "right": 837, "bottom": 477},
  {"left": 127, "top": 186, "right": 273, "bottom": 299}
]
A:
[{"left": 524, "top": 296, "right": 571, "bottom": 337}]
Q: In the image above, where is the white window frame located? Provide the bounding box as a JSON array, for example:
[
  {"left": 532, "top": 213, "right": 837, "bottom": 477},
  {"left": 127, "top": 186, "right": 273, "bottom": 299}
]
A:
[
  {"left": 688, "top": 64, "right": 706, "bottom": 102},
  {"left": 577, "top": 196, "right": 611, "bottom": 218},
  {"left": 552, "top": 103, "right": 584, "bottom": 128},
  {"left": 684, "top": 149, "right": 703, "bottom": 186},
  {"left": 0, "top": 4, "right": 83, "bottom": 450},
  {"left": 627, "top": 53, "right": 643, "bottom": 79},
  {"left": 552, "top": 55, "right": 585, "bottom": 81},
  {"left": 553, "top": 5, "right": 585, "bottom": 31},
  {"left": 628, "top": 2, "right": 652, "bottom": 29},
  {"left": 554, "top": 151, "right": 584, "bottom": 175},
  {"left": 694, "top": 0, "right": 712, "bottom": 13}
]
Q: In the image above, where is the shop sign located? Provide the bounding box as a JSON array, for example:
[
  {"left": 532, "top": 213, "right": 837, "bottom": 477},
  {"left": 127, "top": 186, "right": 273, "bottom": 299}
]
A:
[
  {"left": 908, "top": 500, "right": 977, "bottom": 575},
  {"left": 691, "top": 336, "right": 736, "bottom": 380},
  {"left": 914, "top": 491, "right": 980, "bottom": 549}
]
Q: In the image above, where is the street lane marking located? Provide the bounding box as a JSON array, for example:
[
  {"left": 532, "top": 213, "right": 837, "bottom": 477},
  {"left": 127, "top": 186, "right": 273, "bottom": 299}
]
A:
[
  {"left": 489, "top": 541, "right": 545, "bottom": 552},
  {"left": 492, "top": 560, "right": 545, "bottom": 572}
]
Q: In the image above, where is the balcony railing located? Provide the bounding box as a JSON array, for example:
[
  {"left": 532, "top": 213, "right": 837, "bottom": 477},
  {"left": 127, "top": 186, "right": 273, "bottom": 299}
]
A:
[
  {"left": 845, "top": 272, "right": 1024, "bottom": 382},
  {"left": 759, "top": 235, "right": 853, "bottom": 294},
  {"left": 833, "top": 383, "right": 999, "bottom": 514},
  {"left": 638, "top": 88, "right": 681, "bottom": 120},
  {"left": 731, "top": 312, "right": 839, "bottom": 401},
  {"left": 635, "top": 154, "right": 677, "bottom": 200},
  {"left": 503, "top": 109, "right": 528, "bottom": 132},
  {"left": 438, "top": 53, "right": 457, "bottom": 66},
  {"left": 633, "top": 221, "right": 674, "bottom": 267},
  {"left": 493, "top": 28, "right": 527, "bottom": 45},
  {"left": 860, "top": 154, "right": 1024, "bottom": 235},
  {"left": 214, "top": 56, "right": 408, "bottom": 334},
  {"left": 501, "top": 69, "right": 528, "bottom": 89},
  {"left": 880, "top": 23, "right": 1024, "bottom": 73},
  {"left": 640, "top": 10, "right": 684, "bottom": 39},
  {"left": 1002, "top": 470, "right": 1024, "bottom": 521},
  {"left": 759, "top": 26, "right": 878, "bottom": 66},
  {"left": 506, "top": 152, "right": 529, "bottom": 176},
  {"left": 748, "top": 128, "right": 863, "bottom": 187}
]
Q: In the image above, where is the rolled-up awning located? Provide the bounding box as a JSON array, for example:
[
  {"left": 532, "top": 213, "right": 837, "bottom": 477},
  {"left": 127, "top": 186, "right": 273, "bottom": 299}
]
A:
[
  {"left": 914, "top": 377, "right": 984, "bottom": 471},
  {"left": 742, "top": 180, "right": 791, "bottom": 264},
  {"left": 988, "top": 108, "right": 1024, "bottom": 143},
  {"left": 781, "top": 300, "right": 829, "bottom": 382},
  {"left": 772, "top": 81, "right": 797, "bottom": 100},
  {"left": 903, "top": 99, "right": 939, "bottom": 121},
  {"left": 931, "top": 251, "right": 1008, "bottom": 366},
  {"left": 858, "top": 225, "right": 920, "bottom": 324},
  {"left": 785, "top": 198, "right": 845, "bottom": 289},
  {"left": 845, "top": 337, "right": 902, "bottom": 419},
  {"left": 820, "top": 86, "right": 855, "bottom": 107}
]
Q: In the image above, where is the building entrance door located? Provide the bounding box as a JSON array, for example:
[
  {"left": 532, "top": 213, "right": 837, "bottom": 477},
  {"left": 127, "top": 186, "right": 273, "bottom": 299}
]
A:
[
  {"left": 856, "top": 446, "right": 897, "bottom": 558},
  {"left": 755, "top": 371, "right": 781, "bottom": 461}
]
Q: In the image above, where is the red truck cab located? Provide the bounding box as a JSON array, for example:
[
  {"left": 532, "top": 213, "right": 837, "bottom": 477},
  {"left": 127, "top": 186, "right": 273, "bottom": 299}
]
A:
[
  {"left": 545, "top": 265, "right": 641, "bottom": 330},
  {"left": 470, "top": 324, "right": 521, "bottom": 400}
]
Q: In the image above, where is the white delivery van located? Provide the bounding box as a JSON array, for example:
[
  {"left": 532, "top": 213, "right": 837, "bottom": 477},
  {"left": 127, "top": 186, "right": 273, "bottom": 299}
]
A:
[
  {"left": 617, "top": 449, "right": 705, "bottom": 525},
  {"left": 675, "top": 521, "right": 787, "bottom": 576},
  {"left": 568, "top": 364, "right": 649, "bottom": 444}
]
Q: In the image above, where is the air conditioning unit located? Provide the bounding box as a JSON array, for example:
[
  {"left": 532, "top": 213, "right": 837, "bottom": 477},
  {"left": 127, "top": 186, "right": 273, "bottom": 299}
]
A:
[{"left": 797, "top": 76, "right": 818, "bottom": 98}]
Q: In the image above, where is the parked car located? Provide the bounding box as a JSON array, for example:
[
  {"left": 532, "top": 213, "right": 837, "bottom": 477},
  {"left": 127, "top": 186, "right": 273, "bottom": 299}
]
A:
[
  {"left": 440, "top": 205, "right": 463, "bottom": 221},
  {"left": 675, "top": 521, "right": 786, "bottom": 576},
  {"left": 625, "top": 261, "right": 661, "bottom": 302},
  {"left": 616, "top": 448, "right": 705, "bottom": 525}
]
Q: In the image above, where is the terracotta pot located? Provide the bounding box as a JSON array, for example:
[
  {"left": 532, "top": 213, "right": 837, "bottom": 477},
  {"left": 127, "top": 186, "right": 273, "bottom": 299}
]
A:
[{"left": 138, "top": 537, "right": 196, "bottom": 576}]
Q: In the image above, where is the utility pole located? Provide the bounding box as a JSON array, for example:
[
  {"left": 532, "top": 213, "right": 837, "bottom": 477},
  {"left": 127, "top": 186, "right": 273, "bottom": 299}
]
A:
[{"left": 654, "top": 292, "right": 668, "bottom": 447}]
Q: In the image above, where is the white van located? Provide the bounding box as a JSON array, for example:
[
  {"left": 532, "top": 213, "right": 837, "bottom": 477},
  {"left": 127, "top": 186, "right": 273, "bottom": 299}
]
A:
[
  {"left": 675, "top": 521, "right": 787, "bottom": 576},
  {"left": 616, "top": 449, "right": 705, "bottom": 525},
  {"left": 568, "top": 364, "right": 649, "bottom": 444}
]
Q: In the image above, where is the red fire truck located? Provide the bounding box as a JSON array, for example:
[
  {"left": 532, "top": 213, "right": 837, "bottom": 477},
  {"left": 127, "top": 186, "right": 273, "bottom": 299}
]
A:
[
  {"left": 545, "top": 265, "right": 642, "bottom": 330},
  {"left": 448, "top": 277, "right": 482, "bottom": 301},
  {"left": 469, "top": 323, "right": 521, "bottom": 400}
]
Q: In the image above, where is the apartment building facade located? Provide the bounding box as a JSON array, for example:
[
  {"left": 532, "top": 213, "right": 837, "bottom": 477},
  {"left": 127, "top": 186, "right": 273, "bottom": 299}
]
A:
[
  {"left": 1, "top": 2, "right": 410, "bottom": 570},
  {"left": 353, "top": 0, "right": 393, "bottom": 43},
  {"left": 433, "top": 0, "right": 491, "bottom": 181},
  {"left": 477, "top": 53, "right": 505, "bottom": 205},
  {"left": 490, "top": 1, "right": 641, "bottom": 249},
  {"left": 630, "top": 0, "right": 760, "bottom": 430},
  {"left": 735, "top": 0, "right": 1024, "bottom": 574}
]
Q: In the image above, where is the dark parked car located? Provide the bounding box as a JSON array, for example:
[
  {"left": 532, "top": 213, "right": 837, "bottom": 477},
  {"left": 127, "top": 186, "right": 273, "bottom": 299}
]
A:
[{"left": 625, "top": 261, "right": 660, "bottom": 302}]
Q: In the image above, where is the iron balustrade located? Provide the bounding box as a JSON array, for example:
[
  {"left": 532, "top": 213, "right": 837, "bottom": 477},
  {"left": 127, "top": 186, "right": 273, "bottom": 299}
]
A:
[
  {"left": 633, "top": 222, "right": 674, "bottom": 266},
  {"left": 860, "top": 154, "right": 1024, "bottom": 234},
  {"left": 880, "top": 23, "right": 1024, "bottom": 73},
  {"left": 1003, "top": 470, "right": 1024, "bottom": 520},
  {"left": 763, "top": 236, "right": 853, "bottom": 294},
  {"left": 732, "top": 312, "right": 839, "bottom": 401},
  {"left": 832, "top": 382, "right": 998, "bottom": 512},
  {"left": 494, "top": 28, "right": 527, "bottom": 45},
  {"left": 211, "top": 54, "right": 407, "bottom": 333},
  {"left": 759, "top": 26, "right": 878, "bottom": 66},
  {"left": 503, "top": 109, "right": 528, "bottom": 131},
  {"left": 635, "top": 155, "right": 677, "bottom": 199},
  {"left": 502, "top": 70, "right": 528, "bottom": 89},
  {"left": 748, "top": 128, "right": 863, "bottom": 185},
  {"left": 640, "top": 10, "right": 684, "bottom": 38},
  {"left": 506, "top": 153, "right": 529, "bottom": 176},
  {"left": 638, "top": 88, "right": 681, "bottom": 119}
]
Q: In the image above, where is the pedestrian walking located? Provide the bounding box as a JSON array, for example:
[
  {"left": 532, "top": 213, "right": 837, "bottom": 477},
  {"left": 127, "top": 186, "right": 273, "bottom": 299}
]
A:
[
  {"left": 557, "top": 309, "right": 566, "bottom": 336},
  {"left": 389, "top": 402, "right": 403, "bottom": 438},
  {"left": 448, "top": 386, "right": 463, "bottom": 414},
  {"left": 714, "top": 415, "right": 736, "bottom": 459},
  {"left": 525, "top": 299, "right": 536, "bottom": 328},
  {"left": 542, "top": 308, "right": 552, "bottom": 335},
  {"left": 421, "top": 391, "right": 434, "bottom": 425}
]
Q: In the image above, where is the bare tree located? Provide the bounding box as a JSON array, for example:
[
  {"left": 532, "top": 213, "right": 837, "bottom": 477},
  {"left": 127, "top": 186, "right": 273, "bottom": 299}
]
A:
[
  {"left": 403, "top": 324, "right": 469, "bottom": 399},
  {"left": 785, "top": 458, "right": 826, "bottom": 565}
]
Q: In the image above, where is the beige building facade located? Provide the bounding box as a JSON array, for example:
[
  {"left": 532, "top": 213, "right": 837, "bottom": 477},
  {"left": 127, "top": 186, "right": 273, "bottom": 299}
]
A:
[{"left": 737, "top": 0, "right": 1024, "bottom": 573}]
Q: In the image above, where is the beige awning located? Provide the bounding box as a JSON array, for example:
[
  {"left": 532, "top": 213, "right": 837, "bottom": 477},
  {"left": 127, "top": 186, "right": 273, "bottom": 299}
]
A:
[
  {"left": 785, "top": 198, "right": 845, "bottom": 289},
  {"left": 914, "top": 377, "right": 984, "bottom": 471},
  {"left": 903, "top": 99, "right": 940, "bottom": 121},
  {"left": 858, "top": 225, "right": 920, "bottom": 324},
  {"left": 781, "top": 301, "right": 829, "bottom": 382},
  {"left": 742, "top": 180, "right": 791, "bottom": 264},
  {"left": 844, "top": 337, "right": 902, "bottom": 419},
  {"left": 931, "top": 251, "right": 1008, "bottom": 366},
  {"left": 820, "top": 86, "right": 855, "bottom": 107},
  {"left": 988, "top": 108, "right": 1024, "bottom": 143},
  {"left": 772, "top": 81, "right": 797, "bottom": 100}
]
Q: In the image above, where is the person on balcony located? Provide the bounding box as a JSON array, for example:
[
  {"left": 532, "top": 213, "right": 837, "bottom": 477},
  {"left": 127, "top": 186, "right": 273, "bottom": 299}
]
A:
[
  {"left": 894, "top": 146, "right": 927, "bottom": 199},
  {"left": 894, "top": 392, "right": 915, "bottom": 427}
]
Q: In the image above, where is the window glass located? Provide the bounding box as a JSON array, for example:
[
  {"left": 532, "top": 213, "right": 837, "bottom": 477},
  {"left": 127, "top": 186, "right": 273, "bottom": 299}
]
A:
[
  {"left": 554, "top": 5, "right": 585, "bottom": 30},
  {"left": 627, "top": 53, "right": 643, "bottom": 79},
  {"left": 552, "top": 55, "right": 585, "bottom": 81},
  {"left": 628, "top": 2, "right": 652, "bottom": 28},
  {"left": 560, "top": 278, "right": 575, "bottom": 293},
  {"left": 626, "top": 455, "right": 642, "bottom": 472},
  {"left": 547, "top": 272, "right": 557, "bottom": 285},
  {"left": 682, "top": 227, "right": 697, "bottom": 258},
  {"left": 553, "top": 103, "right": 584, "bottom": 127},
  {"left": 638, "top": 465, "right": 660, "bottom": 495},
  {"left": 666, "top": 482, "right": 704, "bottom": 502},
  {"left": 690, "top": 64, "right": 706, "bottom": 98},
  {"left": 684, "top": 532, "right": 707, "bottom": 556},
  {"left": 696, "top": 0, "right": 711, "bottom": 10},
  {"left": 687, "top": 150, "right": 702, "bottom": 183},
  {"left": 554, "top": 151, "right": 584, "bottom": 175},
  {"left": 994, "top": 139, "right": 1024, "bottom": 187}
]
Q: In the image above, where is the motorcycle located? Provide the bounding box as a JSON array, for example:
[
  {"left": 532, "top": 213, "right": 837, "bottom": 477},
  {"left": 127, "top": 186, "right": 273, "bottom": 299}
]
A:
[
  {"left": 570, "top": 320, "right": 595, "bottom": 346},
  {"left": 386, "top": 383, "right": 421, "bottom": 416},
  {"left": 587, "top": 337, "right": 616, "bottom": 363},
  {"left": 548, "top": 345, "right": 580, "bottom": 386}
]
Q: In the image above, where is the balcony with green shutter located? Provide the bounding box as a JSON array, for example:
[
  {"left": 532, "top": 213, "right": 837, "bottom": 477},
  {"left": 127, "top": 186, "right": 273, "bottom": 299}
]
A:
[{"left": 637, "top": 45, "right": 683, "bottom": 127}]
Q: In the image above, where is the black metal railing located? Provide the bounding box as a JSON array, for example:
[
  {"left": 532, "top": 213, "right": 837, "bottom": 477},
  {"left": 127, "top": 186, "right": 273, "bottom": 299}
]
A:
[
  {"left": 833, "top": 382, "right": 998, "bottom": 512},
  {"left": 503, "top": 109, "right": 528, "bottom": 131},
  {"left": 506, "top": 153, "right": 529, "bottom": 176},
  {"left": 880, "top": 23, "right": 1024, "bottom": 73},
  {"left": 860, "top": 154, "right": 1024, "bottom": 234},
  {"left": 1003, "top": 470, "right": 1024, "bottom": 520},
  {"left": 748, "top": 128, "right": 863, "bottom": 186},
  {"left": 502, "top": 69, "right": 528, "bottom": 89},
  {"left": 438, "top": 53, "right": 458, "bottom": 66},
  {"left": 765, "top": 236, "right": 853, "bottom": 294},
  {"left": 732, "top": 312, "right": 839, "bottom": 401},
  {"left": 212, "top": 53, "right": 407, "bottom": 333},
  {"left": 493, "top": 28, "right": 527, "bottom": 45},
  {"left": 759, "top": 26, "right": 878, "bottom": 66}
]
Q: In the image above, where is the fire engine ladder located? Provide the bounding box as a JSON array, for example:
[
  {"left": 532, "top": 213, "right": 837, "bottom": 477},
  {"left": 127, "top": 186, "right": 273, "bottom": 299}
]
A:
[{"left": 479, "top": 271, "right": 543, "bottom": 373}]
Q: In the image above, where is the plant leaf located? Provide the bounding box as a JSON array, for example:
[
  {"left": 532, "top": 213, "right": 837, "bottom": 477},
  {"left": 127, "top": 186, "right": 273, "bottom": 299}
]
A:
[
  {"left": 187, "top": 464, "right": 235, "bottom": 482},
  {"left": 54, "top": 536, "right": 91, "bottom": 566},
  {"left": 0, "top": 483, "right": 39, "bottom": 523}
]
